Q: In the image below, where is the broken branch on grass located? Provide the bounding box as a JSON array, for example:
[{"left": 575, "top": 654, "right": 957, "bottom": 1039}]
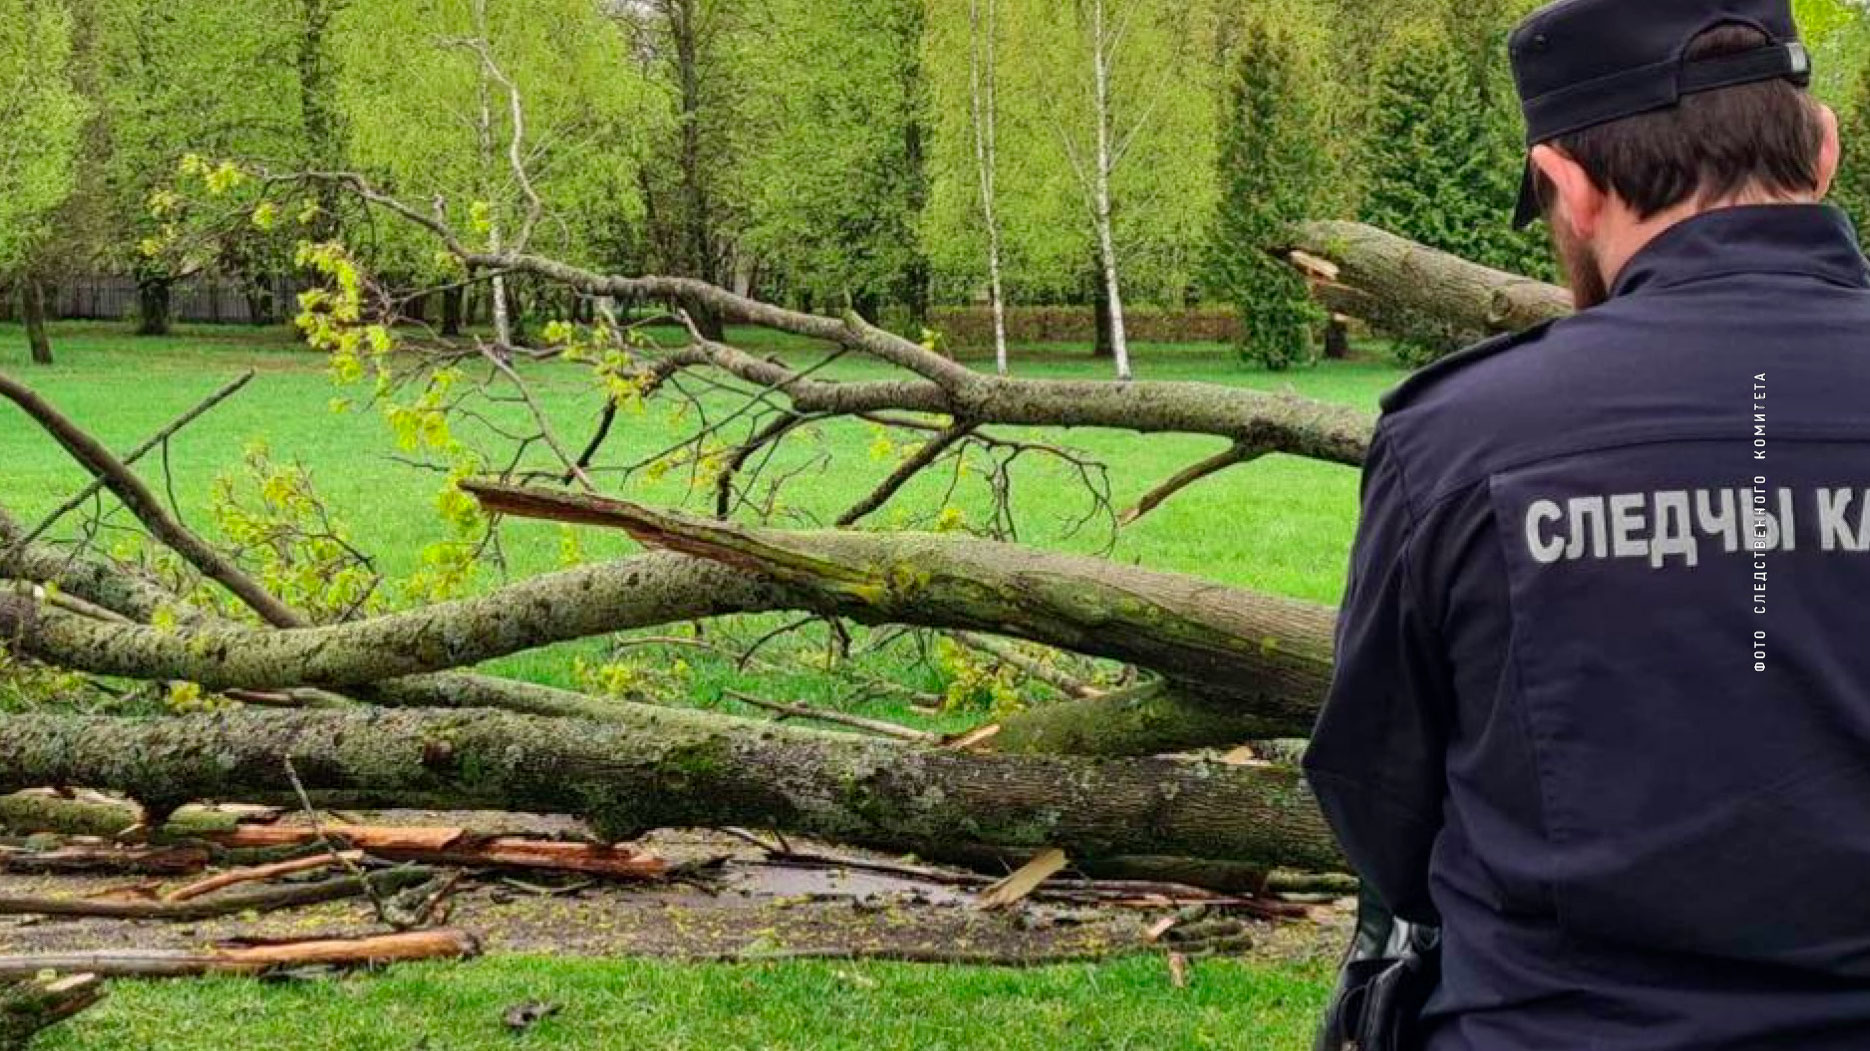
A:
[
  {"left": 0, "top": 867, "right": 433, "bottom": 921},
  {"left": 0, "top": 369, "right": 303, "bottom": 628},
  {"left": 16, "top": 370, "right": 256, "bottom": 548},
  {"left": 0, "top": 929, "right": 480, "bottom": 980},
  {"left": 161, "top": 850, "right": 364, "bottom": 903}
]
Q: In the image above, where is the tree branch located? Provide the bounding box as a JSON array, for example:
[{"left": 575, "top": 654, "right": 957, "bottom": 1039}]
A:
[{"left": 0, "top": 369, "right": 304, "bottom": 628}]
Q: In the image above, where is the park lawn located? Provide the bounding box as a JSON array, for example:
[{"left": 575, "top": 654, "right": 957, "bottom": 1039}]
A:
[
  {"left": 34, "top": 954, "right": 1336, "bottom": 1051},
  {"left": 1, "top": 321, "right": 1394, "bottom": 1049}
]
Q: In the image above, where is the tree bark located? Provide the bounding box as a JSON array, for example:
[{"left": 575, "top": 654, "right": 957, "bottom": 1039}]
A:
[
  {"left": 136, "top": 274, "right": 172, "bottom": 337},
  {"left": 20, "top": 276, "right": 51, "bottom": 365},
  {"left": 0, "top": 974, "right": 102, "bottom": 1049},
  {"left": 1285, "top": 220, "right": 1571, "bottom": 336},
  {"left": 0, "top": 709, "right": 1341, "bottom": 871},
  {"left": 440, "top": 286, "right": 464, "bottom": 336},
  {"left": 1, "top": 489, "right": 1335, "bottom": 751},
  {"left": 0, "top": 931, "right": 478, "bottom": 981}
]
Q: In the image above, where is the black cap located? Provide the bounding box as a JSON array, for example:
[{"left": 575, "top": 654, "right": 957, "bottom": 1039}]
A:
[{"left": 1508, "top": 0, "right": 1812, "bottom": 227}]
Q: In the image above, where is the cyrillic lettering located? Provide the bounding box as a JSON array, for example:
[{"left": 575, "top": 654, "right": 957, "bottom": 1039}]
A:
[
  {"left": 1649, "top": 490, "right": 1698, "bottom": 567},
  {"left": 1524, "top": 500, "right": 1565, "bottom": 564},
  {"left": 1609, "top": 493, "right": 1648, "bottom": 560},
  {"left": 1695, "top": 488, "right": 1740, "bottom": 553},
  {"left": 1565, "top": 497, "right": 1608, "bottom": 560}
]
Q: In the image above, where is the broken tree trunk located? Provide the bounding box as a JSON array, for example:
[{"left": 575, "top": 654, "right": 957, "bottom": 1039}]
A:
[
  {"left": 1284, "top": 220, "right": 1573, "bottom": 336},
  {"left": 1, "top": 498, "right": 1337, "bottom": 753},
  {"left": 466, "top": 482, "right": 1336, "bottom": 747},
  {"left": 0, "top": 708, "right": 1342, "bottom": 872},
  {"left": 0, "top": 974, "right": 102, "bottom": 1050}
]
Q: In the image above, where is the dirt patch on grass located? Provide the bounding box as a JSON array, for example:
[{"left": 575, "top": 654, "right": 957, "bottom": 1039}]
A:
[{"left": 0, "top": 816, "right": 1351, "bottom": 969}]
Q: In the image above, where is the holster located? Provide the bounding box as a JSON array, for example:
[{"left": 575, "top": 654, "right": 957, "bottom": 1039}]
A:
[{"left": 1313, "top": 889, "right": 1441, "bottom": 1051}]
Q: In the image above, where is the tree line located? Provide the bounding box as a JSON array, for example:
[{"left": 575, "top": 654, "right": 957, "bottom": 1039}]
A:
[{"left": 3, "top": 0, "right": 1869, "bottom": 371}]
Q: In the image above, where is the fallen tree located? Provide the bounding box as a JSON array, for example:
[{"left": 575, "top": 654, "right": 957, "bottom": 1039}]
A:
[
  {"left": 0, "top": 138, "right": 1574, "bottom": 891},
  {"left": 1283, "top": 219, "right": 1573, "bottom": 337},
  {"left": 0, "top": 708, "right": 1342, "bottom": 872}
]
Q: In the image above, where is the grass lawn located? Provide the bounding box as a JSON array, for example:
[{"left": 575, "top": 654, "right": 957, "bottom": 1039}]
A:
[
  {"left": 0, "top": 320, "right": 1397, "bottom": 1050},
  {"left": 34, "top": 955, "right": 1336, "bottom": 1051}
]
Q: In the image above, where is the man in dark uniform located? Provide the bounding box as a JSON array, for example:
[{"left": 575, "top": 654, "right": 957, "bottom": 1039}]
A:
[{"left": 1304, "top": 0, "right": 1870, "bottom": 1047}]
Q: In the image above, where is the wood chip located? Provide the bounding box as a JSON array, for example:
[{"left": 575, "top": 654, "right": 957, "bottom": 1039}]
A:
[
  {"left": 1167, "top": 952, "right": 1190, "bottom": 989},
  {"left": 943, "top": 723, "right": 1002, "bottom": 751},
  {"left": 974, "top": 848, "right": 1068, "bottom": 910}
]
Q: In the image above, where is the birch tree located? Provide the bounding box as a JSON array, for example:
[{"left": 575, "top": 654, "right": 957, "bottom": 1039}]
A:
[{"left": 968, "top": 0, "right": 1011, "bottom": 373}]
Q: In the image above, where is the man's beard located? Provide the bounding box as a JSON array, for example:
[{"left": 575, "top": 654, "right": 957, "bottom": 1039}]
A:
[{"left": 1551, "top": 216, "right": 1611, "bottom": 309}]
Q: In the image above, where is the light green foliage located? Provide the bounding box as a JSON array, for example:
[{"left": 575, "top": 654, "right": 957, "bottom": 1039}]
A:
[
  {"left": 924, "top": 0, "right": 1222, "bottom": 306},
  {"left": 1797, "top": 0, "right": 1870, "bottom": 103},
  {"left": 1832, "top": 48, "right": 1870, "bottom": 231},
  {"left": 735, "top": 0, "right": 931, "bottom": 315},
  {"left": 209, "top": 440, "right": 382, "bottom": 625},
  {"left": 70, "top": 0, "right": 309, "bottom": 332},
  {"left": 1208, "top": 13, "right": 1327, "bottom": 371},
  {"left": 0, "top": 0, "right": 88, "bottom": 269},
  {"left": 335, "top": 0, "right": 657, "bottom": 280}
]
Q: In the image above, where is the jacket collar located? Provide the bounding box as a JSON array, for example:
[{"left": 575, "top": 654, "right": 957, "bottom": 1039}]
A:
[{"left": 1608, "top": 203, "right": 1870, "bottom": 300}]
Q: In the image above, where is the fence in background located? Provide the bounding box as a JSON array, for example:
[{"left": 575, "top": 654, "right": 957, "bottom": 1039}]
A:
[{"left": 0, "top": 275, "right": 312, "bottom": 325}]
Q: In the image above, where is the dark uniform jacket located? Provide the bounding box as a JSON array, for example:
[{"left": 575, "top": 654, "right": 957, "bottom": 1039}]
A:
[{"left": 1303, "top": 204, "right": 1870, "bottom": 1050}]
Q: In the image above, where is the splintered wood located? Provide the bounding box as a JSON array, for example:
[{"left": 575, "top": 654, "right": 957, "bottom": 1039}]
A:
[
  {"left": 206, "top": 825, "right": 669, "bottom": 880},
  {"left": 0, "top": 931, "right": 481, "bottom": 980}
]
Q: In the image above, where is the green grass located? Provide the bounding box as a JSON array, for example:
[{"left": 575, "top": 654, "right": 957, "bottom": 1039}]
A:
[
  {"left": 0, "top": 320, "right": 1391, "bottom": 1049},
  {"left": 35, "top": 955, "right": 1335, "bottom": 1051}
]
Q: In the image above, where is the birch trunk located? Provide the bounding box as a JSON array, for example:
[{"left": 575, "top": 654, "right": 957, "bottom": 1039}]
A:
[
  {"left": 1090, "top": 0, "right": 1132, "bottom": 382},
  {"left": 969, "top": 0, "right": 1010, "bottom": 375}
]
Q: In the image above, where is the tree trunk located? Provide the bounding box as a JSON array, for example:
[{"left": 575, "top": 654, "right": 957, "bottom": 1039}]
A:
[
  {"left": 969, "top": 0, "right": 1010, "bottom": 374},
  {"left": 1092, "top": 250, "right": 1115, "bottom": 359},
  {"left": 136, "top": 275, "right": 171, "bottom": 337},
  {"left": 242, "top": 278, "right": 277, "bottom": 327},
  {"left": 1088, "top": 0, "right": 1131, "bottom": 381},
  {"left": 1323, "top": 316, "right": 1350, "bottom": 360},
  {"left": 1284, "top": 219, "right": 1572, "bottom": 336},
  {"left": 440, "top": 286, "right": 464, "bottom": 337},
  {"left": 0, "top": 709, "right": 1342, "bottom": 871},
  {"left": 21, "top": 276, "right": 52, "bottom": 365}
]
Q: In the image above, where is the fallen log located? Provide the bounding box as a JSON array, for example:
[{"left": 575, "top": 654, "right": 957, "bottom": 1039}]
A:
[
  {"left": 0, "top": 973, "right": 103, "bottom": 1051},
  {"left": 0, "top": 708, "right": 1342, "bottom": 872},
  {"left": 5, "top": 491, "right": 1334, "bottom": 758},
  {"left": 0, "top": 930, "right": 480, "bottom": 980}
]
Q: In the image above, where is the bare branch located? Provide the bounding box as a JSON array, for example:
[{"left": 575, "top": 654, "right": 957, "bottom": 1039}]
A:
[
  {"left": 1120, "top": 443, "right": 1267, "bottom": 526},
  {"left": 837, "top": 422, "right": 975, "bottom": 527}
]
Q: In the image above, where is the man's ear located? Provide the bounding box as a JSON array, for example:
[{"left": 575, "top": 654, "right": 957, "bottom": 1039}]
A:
[
  {"left": 1530, "top": 144, "right": 1604, "bottom": 237},
  {"left": 1815, "top": 103, "right": 1841, "bottom": 199}
]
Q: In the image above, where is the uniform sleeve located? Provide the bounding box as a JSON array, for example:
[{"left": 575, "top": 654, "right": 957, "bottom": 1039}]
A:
[{"left": 1301, "top": 424, "right": 1452, "bottom": 926}]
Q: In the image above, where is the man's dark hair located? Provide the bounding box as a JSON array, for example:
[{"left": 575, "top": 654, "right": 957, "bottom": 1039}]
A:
[{"left": 1535, "top": 23, "right": 1826, "bottom": 218}]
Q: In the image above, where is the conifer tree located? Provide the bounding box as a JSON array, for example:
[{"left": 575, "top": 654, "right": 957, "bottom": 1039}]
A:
[{"left": 1208, "top": 15, "right": 1325, "bottom": 370}]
